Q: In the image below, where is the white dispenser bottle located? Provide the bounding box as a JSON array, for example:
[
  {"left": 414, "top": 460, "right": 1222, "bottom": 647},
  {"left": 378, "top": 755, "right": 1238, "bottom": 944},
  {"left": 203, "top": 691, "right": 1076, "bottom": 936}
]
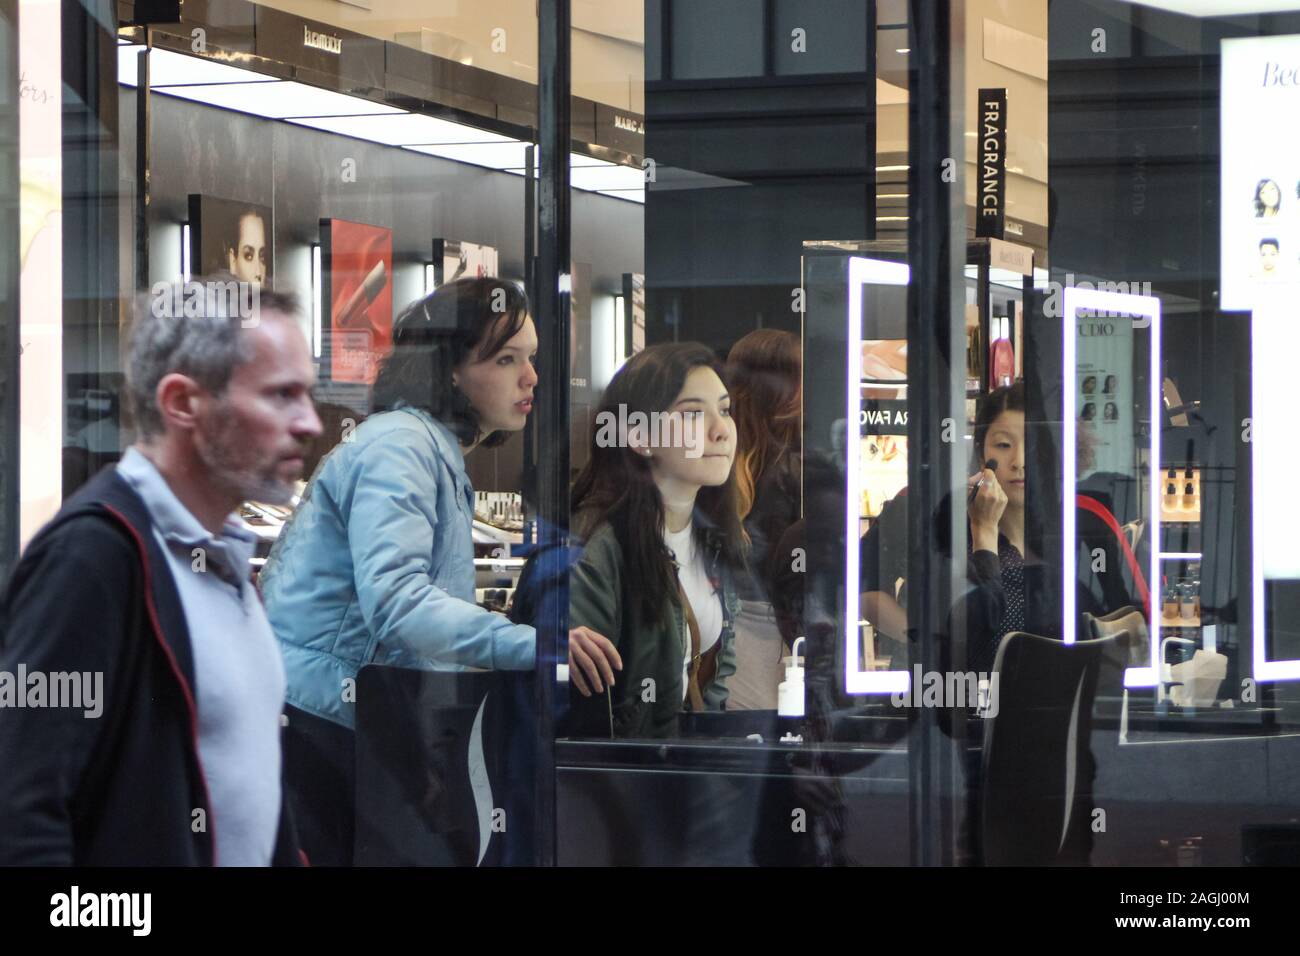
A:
[{"left": 777, "top": 636, "right": 806, "bottom": 717}]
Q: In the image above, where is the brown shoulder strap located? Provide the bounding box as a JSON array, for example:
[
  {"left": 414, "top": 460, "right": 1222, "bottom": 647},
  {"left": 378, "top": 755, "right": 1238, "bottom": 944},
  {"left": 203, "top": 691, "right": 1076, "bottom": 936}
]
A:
[
  {"left": 678, "top": 582, "right": 706, "bottom": 712},
  {"left": 676, "top": 580, "right": 717, "bottom": 712}
]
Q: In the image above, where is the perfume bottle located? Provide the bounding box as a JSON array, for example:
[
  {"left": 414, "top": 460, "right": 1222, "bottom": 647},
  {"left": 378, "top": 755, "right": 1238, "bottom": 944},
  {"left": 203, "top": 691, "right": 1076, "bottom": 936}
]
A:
[
  {"left": 1183, "top": 481, "right": 1196, "bottom": 510},
  {"left": 1165, "top": 481, "right": 1178, "bottom": 510},
  {"left": 1180, "top": 583, "right": 1197, "bottom": 621}
]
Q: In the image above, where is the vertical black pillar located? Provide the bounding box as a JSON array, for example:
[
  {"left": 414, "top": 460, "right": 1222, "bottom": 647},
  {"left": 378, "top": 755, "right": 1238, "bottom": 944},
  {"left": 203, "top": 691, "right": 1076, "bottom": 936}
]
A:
[
  {"left": 524, "top": 144, "right": 536, "bottom": 308},
  {"left": 522, "top": 143, "right": 537, "bottom": 537},
  {"left": 63, "top": 0, "right": 120, "bottom": 497},
  {"left": 866, "top": 0, "right": 878, "bottom": 240},
  {"left": 906, "top": 0, "right": 968, "bottom": 867},
  {"left": 135, "top": 37, "right": 149, "bottom": 292},
  {"left": 534, "top": 0, "right": 571, "bottom": 868}
]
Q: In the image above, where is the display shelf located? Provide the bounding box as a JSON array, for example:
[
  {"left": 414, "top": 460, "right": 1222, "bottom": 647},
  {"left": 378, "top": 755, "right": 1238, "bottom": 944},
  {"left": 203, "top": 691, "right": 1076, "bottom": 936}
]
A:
[{"left": 1159, "top": 520, "right": 1201, "bottom": 553}]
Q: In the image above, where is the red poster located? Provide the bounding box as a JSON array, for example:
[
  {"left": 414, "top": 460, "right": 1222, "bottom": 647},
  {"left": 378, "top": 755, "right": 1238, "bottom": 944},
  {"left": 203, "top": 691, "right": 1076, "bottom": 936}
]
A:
[{"left": 326, "top": 218, "right": 393, "bottom": 384}]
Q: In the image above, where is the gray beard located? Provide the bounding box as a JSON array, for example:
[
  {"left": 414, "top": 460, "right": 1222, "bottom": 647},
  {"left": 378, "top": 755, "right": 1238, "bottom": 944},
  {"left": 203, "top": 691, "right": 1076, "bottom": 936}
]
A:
[{"left": 196, "top": 423, "right": 296, "bottom": 507}]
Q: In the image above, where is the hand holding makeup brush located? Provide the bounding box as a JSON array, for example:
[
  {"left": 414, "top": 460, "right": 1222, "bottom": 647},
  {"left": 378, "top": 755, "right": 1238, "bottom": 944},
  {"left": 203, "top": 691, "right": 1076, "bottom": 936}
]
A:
[{"left": 967, "top": 458, "right": 1006, "bottom": 554}]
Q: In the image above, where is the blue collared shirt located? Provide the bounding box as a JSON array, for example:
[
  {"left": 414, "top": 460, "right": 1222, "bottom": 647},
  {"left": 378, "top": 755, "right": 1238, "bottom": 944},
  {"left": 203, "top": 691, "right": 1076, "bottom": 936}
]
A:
[{"left": 116, "top": 447, "right": 286, "bottom": 867}]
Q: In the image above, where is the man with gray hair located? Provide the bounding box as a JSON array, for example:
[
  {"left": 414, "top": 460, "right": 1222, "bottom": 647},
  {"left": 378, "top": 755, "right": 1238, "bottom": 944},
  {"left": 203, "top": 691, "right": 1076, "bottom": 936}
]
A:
[{"left": 0, "top": 276, "right": 321, "bottom": 865}]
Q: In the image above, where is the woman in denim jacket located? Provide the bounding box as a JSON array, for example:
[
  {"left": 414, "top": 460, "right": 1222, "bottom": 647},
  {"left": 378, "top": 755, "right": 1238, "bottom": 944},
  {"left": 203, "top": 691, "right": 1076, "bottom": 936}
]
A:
[
  {"left": 262, "top": 278, "right": 619, "bottom": 863},
  {"left": 565, "top": 343, "right": 746, "bottom": 739}
]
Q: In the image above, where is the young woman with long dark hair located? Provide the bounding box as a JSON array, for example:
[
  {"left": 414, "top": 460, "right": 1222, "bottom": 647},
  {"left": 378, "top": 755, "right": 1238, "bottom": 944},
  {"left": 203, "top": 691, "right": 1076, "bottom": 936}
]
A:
[{"left": 566, "top": 342, "right": 745, "bottom": 738}]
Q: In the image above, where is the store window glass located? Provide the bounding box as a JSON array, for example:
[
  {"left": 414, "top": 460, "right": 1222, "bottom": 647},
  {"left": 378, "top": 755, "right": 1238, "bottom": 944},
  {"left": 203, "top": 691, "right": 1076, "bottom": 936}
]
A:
[
  {"left": 7, "top": 0, "right": 1300, "bottom": 872},
  {"left": 546, "top": 0, "right": 1300, "bottom": 870}
]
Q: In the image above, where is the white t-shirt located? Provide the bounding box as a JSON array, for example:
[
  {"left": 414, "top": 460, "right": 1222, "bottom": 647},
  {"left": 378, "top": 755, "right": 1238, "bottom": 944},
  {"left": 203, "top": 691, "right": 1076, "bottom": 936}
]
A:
[{"left": 663, "top": 521, "right": 722, "bottom": 701}]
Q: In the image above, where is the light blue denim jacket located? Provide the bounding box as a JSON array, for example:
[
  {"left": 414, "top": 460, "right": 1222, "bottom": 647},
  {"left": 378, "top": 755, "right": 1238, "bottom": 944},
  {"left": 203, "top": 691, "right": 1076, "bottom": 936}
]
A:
[{"left": 262, "top": 406, "right": 535, "bottom": 729}]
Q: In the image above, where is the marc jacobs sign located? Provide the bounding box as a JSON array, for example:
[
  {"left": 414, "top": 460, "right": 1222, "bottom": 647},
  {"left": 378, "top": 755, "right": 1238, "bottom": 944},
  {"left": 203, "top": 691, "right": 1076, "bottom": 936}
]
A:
[
  {"left": 304, "top": 26, "right": 342, "bottom": 55},
  {"left": 613, "top": 114, "right": 644, "bottom": 135}
]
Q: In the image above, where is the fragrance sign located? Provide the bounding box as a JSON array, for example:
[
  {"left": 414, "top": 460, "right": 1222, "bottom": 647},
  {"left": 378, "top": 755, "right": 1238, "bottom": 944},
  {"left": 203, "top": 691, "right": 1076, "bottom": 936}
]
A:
[{"left": 977, "top": 88, "right": 1007, "bottom": 240}]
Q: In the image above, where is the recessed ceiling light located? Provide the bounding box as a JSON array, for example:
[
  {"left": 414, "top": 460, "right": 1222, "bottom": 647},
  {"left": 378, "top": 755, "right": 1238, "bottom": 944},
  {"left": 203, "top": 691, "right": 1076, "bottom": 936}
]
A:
[
  {"left": 1129, "top": 0, "right": 1299, "bottom": 15},
  {"left": 118, "top": 46, "right": 279, "bottom": 87},
  {"left": 287, "top": 112, "right": 510, "bottom": 144},
  {"left": 571, "top": 163, "right": 644, "bottom": 192},
  {"left": 116, "top": 44, "right": 640, "bottom": 202},
  {"left": 155, "top": 80, "right": 401, "bottom": 119},
  {"left": 405, "top": 141, "right": 531, "bottom": 170}
]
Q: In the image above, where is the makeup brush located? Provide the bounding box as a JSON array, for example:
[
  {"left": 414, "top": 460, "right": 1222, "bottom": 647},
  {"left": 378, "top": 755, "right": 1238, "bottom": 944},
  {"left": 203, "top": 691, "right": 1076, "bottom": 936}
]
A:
[
  {"left": 969, "top": 458, "right": 998, "bottom": 504},
  {"left": 336, "top": 260, "right": 388, "bottom": 329}
]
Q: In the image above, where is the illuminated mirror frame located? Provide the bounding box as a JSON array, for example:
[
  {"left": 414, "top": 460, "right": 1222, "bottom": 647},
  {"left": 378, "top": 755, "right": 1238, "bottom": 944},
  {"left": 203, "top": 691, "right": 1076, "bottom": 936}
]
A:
[
  {"left": 1251, "top": 297, "right": 1300, "bottom": 682},
  {"left": 1062, "top": 287, "right": 1161, "bottom": 689},
  {"left": 845, "top": 256, "right": 911, "bottom": 695}
]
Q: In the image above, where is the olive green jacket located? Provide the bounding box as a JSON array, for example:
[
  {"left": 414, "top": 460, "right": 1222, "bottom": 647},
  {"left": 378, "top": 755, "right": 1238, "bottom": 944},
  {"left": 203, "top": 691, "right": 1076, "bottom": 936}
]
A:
[{"left": 567, "top": 522, "right": 740, "bottom": 739}]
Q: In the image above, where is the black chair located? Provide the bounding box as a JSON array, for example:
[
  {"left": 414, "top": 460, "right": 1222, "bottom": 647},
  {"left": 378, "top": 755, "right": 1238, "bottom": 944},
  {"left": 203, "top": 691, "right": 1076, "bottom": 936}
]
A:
[
  {"left": 353, "top": 665, "right": 536, "bottom": 866},
  {"left": 980, "top": 630, "right": 1127, "bottom": 865}
]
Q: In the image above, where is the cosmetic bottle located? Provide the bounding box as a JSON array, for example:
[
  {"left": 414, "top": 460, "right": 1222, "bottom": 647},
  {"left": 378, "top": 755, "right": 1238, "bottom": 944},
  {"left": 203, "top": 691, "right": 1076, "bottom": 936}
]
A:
[
  {"left": 1183, "top": 481, "right": 1196, "bottom": 510},
  {"left": 777, "top": 637, "right": 807, "bottom": 717},
  {"left": 1162, "top": 585, "right": 1177, "bottom": 622}
]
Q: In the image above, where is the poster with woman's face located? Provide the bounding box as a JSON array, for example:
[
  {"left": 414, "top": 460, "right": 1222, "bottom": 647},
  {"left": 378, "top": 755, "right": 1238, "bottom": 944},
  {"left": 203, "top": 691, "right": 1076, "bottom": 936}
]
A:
[
  {"left": 188, "top": 194, "right": 272, "bottom": 286},
  {"left": 433, "top": 239, "right": 498, "bottom": 286},
  {"left": 322, "top": 218, "right": 393, "bottom": 384}
]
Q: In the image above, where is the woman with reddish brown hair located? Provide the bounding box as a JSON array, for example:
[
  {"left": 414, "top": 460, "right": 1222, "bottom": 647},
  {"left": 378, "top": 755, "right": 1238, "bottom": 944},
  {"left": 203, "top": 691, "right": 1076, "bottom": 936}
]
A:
[{"left": 725, "top": 329, "right": 802, "bottom": 710}]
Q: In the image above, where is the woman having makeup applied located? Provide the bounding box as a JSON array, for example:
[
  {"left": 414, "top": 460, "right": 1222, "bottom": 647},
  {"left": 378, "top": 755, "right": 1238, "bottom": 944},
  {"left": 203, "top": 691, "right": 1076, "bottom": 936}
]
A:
[{"left": 861, "top": 382, "right": 1136, "bottom": 674}]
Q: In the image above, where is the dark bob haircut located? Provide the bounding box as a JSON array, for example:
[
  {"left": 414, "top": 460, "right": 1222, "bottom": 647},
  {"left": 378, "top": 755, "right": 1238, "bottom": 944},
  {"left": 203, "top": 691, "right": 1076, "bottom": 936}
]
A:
[
  {"left": 971, "top": 380, "right": 1026, "bottom": 472},
  {"left": 371, "top": 276, "right": 529, "bottom": 448}
]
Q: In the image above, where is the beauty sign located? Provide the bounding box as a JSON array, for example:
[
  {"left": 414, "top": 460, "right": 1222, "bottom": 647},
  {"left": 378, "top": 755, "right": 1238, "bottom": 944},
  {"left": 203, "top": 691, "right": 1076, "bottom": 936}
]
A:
[
  {"left": 1222, "top": 34, "right": 1300, "bottom": 680},
  {"left": 1221, "top": 34, "right": 1300, "bottom": 310}
]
